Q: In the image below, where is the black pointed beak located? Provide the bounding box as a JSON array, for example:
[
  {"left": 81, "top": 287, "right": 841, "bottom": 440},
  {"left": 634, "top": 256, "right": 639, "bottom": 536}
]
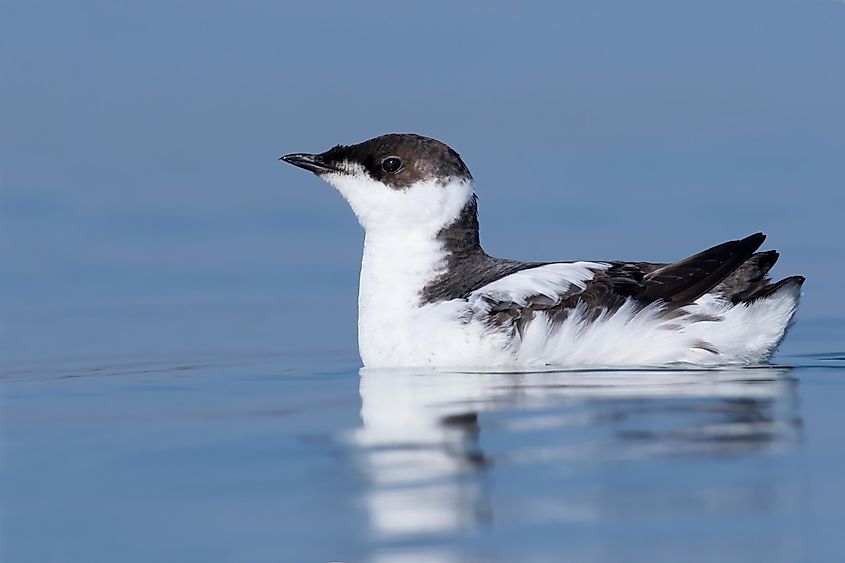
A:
[{"left": 279, "top": 153, "right": 338, "bottom": 175}]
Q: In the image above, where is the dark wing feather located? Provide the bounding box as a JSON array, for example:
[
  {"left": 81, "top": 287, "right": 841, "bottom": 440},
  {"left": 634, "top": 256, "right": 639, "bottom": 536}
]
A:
[
  {"left": 634, "top": 233, "right": 766, "bottom": 304},
  {"left": 475, "top": 234, "right": 771, "bottom": 331},
  {"left": 604, "top": 250, "right": 781, "bottom": 304}
]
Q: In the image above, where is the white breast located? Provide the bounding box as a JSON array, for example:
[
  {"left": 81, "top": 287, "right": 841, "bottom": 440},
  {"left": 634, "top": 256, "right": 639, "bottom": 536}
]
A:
[{"left": 346, "top": 176, "right": 497, "bottom": 367}]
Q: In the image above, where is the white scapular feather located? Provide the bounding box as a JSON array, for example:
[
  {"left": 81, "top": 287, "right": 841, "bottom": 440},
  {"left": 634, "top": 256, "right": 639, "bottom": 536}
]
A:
[{"left": 468, "top": 262, "right": 608, "bottom": 308}]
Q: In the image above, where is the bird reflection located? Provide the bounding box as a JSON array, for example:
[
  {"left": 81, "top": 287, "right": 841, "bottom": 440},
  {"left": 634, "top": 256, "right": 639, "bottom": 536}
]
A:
[{"left": 349, "top": 367, "right": 800, "bottom": 541}]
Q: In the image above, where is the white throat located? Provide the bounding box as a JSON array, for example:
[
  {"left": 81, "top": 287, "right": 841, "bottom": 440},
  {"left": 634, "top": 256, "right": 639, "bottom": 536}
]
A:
[{"left": 322, "top": 165, "right": 474, "bottom": 235}]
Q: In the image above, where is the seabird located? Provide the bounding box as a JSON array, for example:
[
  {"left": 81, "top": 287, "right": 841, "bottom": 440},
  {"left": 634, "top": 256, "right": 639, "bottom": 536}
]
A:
[{"left": 281, "top": 133, "right": 804, "bottom": 368}]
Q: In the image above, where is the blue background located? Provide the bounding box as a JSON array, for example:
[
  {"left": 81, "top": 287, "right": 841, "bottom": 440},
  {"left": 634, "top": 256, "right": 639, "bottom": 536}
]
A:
[{"left": 3, "top": 0, "right": 843, "bottom": 367}]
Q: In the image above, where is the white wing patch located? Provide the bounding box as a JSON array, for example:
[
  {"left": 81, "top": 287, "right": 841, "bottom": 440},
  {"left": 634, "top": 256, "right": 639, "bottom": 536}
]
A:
[{"left": 468, "top": 262, "right": 609, "bottom": 309}]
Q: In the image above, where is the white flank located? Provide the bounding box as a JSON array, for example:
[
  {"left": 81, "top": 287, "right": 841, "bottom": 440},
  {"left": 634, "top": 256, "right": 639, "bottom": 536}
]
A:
[{"left": 514, "top": 283, "right": 802, "bottom": 367}]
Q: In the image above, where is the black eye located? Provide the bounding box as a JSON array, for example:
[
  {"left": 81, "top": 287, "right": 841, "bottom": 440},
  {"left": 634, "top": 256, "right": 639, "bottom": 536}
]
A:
[{"left": 381, "top": 157, "right": 402, "bottom": 173}]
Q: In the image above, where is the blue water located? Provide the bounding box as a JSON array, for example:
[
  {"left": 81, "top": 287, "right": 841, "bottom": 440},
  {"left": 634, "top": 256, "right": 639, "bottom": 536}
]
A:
[
  {"left": 3, "top": 1, "right": 845, "bottom": 561},
  {"left": 3, "top": 324, "right": 845, "bottom": 562}
]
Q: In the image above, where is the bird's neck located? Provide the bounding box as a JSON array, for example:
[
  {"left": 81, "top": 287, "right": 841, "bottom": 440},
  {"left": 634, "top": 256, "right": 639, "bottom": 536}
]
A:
[
  {"left": 355, "top": 197, "right": 483, "bottom": 366},
  {"left": 358, "top": 196, "right": 482, "bottom": 309},
  {"left": 432, "top": 194, "right": 482, "bottom": 258}
]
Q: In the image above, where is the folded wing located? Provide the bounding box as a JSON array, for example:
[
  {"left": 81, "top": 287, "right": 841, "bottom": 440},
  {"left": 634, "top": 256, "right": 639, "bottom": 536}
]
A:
[{"left": 469, "top": 233, "right": 769, "bottom": 322}]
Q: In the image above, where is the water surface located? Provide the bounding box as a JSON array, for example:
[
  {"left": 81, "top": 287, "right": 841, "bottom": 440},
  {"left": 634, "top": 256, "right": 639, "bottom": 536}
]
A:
[{"left": 3, "top": 321, "right": 844, "bottom": 562}]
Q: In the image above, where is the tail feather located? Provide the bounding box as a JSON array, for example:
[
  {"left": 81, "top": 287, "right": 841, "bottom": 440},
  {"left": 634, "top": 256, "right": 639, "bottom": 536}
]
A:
[
  {"left": 743, "top": 275, "right": 806, "bottom": 303},
  {"left": 721, "top": 250, "right": 780, "bottom": 303}
]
